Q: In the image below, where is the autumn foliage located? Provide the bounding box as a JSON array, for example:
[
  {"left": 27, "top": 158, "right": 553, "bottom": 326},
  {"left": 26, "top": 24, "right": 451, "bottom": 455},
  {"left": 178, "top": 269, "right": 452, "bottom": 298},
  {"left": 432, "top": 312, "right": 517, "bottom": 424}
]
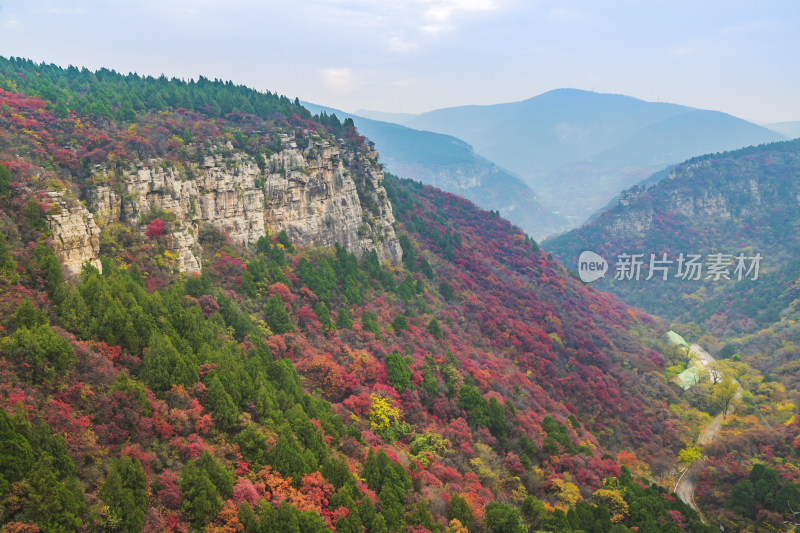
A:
[{"left": 0, "top": 57, "right": 720, "bottom": 533}]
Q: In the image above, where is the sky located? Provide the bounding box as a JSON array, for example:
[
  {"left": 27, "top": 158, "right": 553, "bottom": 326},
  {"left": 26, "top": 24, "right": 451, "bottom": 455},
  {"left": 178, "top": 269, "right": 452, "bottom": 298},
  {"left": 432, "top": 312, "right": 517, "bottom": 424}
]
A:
[{"left": 1, "top": 0, "right": 799, "bottom": 124}]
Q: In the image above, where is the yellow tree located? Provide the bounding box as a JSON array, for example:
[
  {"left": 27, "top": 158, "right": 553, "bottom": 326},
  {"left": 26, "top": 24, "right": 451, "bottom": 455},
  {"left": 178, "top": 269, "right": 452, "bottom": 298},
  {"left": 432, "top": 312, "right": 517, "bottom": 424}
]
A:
[
  {"left": 678, "top": 446, "right": 702, "bottom": 467},
  {"left": 369, "top": 394, "right": 407, "bottom": 442},
  {"left": 445, "top": 518, "right": 469, "bottom": 533},
  {"left": 551, "top": 478, "right": 581, "bottom": 508},
  {"left": 592, "top": 488, "right": 629, "bottom": 523},
  {"left": 713, "top": 375, "right": 738, "bottom": 419}
]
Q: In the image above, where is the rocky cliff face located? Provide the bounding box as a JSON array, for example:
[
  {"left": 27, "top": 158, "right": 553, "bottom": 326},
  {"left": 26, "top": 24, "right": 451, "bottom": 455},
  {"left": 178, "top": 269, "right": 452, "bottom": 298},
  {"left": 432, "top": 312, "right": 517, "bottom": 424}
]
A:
[
  {"left": 45, "top": 192, "right": 103, "bottom": 277},
  {"left": 264, "top": 135, "right": 400, "bottom": 260},
  {"left": 545, "top": 140, "right": 800, "bottom": 264},
  {"left": 602, "top": 159, "right": 797, "bottom": 240},
  {"left": 87, "top": 136, "right": 400, "bottom": 273}
]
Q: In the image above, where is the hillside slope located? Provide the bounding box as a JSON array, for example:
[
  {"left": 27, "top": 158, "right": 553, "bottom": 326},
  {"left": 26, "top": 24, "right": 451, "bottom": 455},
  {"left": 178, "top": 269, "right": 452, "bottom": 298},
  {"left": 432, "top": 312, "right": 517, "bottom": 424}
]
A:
[
  {"left": 0, "top": 58, "right": 720, "bottom": 532},
  {"left": 544, "top": 138, "right": 800, "bottom": 334},
  {"left": 544, "top": 139, "right": 800, "bottom": 532}
]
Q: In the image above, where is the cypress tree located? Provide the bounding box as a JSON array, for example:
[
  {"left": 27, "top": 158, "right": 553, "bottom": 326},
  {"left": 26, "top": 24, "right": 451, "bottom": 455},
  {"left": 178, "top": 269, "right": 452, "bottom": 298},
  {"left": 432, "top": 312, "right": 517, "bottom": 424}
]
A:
[
  {"left": 13, "top": 297, "right": 48, "bottom": 329},
  {"left": 728, "top": 479, "right": 755, "bottom": 517},
  {"left": 426, "top": 318, "right": 443, "bottom": 339},
  {"left": 378, "top": 486, "right": 405, "bottom": 532},
  {"left": 336, "top": 308, "right": 354, "bottom": 329},
  {"left": 448, "top": 494, "right": 473, "bottom": 529},
  {"left": 241, "top": 269, "right": 257, "bottom": 297},
  {"left": 206, "top": 374, "right": 239, "bottom": 429},
  {"left": 267, "top": 432, "right": 308, "bottom": 481},
  {"left": 98, "top": 457, "right": 148, "bottom": 532},
  {"left": 314, "top": 301, "right": 334, "bottom": 332},
  {"left": 198, "top": 450, "right": 233, "bottom": 499},
  {"left": 0, "top": 231, "right": 18, "bottom": 282},
  {"left": 24, "top": 197, "right": 49, "bottom": 233},
  {"left": 265, "top": 293, "right": 293, "bottom": 334},
  {"left": 391, "top": 315, "right": 409, "bottom": 332},
  {"left": 21, "top": 457, "right": 86, "bottom": 532},
  {"left": 0, "top": 163, "right": 11, "bottom": 196},
  {"left": 181, "top": 460, "right": 223, "bottom": 528},
  {"left": 0, "top": 407, "right": 34, "bottom": 489},
  {"left": 30, "top": 242, "right": 63, "bottom": 301},
  {"left": 142, "top": 333, "right": 180, "bottom": 392},
  {"left": 385, "top": 351, "right": 412, "bottom": 394}
]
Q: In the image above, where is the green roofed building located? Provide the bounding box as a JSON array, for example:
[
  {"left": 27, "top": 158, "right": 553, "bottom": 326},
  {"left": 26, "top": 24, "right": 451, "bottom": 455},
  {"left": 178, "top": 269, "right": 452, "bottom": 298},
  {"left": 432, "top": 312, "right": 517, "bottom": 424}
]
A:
[
  {"left": 667, "top": 330, "right": 689, "bottom": 348},
  {"left": 674, "top": 366, "right": 703, "bottom": 391}
]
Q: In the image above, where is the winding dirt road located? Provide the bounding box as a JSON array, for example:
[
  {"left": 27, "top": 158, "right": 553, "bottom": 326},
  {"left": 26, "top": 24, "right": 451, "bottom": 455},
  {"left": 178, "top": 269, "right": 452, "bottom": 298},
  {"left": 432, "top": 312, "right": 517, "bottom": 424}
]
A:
[{"left": 673, "top": 344, "right": 742, "bottom": 522}]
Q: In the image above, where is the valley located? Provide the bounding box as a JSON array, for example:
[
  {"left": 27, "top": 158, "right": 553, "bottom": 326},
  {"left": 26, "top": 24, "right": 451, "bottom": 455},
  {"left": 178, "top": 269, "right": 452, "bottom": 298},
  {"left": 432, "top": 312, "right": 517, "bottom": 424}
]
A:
[
  {"left": 0, "top": 55, "right": 797, "bottom": 533},
  {"left": 358, "top": 90, "right": 785, "bottom": 231},
  {"left": 545, "top": 138, "right": 800, "bottom": 531}
]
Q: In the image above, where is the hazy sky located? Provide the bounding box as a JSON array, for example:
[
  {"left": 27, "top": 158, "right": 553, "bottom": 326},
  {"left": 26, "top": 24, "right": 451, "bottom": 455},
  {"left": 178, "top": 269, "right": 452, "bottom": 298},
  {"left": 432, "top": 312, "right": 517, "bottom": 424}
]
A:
[{"left": 1, "top": 0, "right": 798, "bottom": 123}]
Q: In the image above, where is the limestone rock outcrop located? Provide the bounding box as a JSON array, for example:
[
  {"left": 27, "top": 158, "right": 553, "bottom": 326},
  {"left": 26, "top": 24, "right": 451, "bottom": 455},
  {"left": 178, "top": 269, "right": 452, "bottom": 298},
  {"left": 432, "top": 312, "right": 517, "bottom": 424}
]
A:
[
  {"left": 45, "top": 192, "right": 103, "bottom": 277},
  {"left": 88, "top": 136, "right": 400, "bottom": 273}
]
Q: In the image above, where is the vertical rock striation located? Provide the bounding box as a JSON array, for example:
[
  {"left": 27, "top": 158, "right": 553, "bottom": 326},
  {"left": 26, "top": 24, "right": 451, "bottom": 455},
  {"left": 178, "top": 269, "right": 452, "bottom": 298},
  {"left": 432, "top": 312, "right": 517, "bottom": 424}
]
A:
[
  {"left": 87, "top": 137, "right": 400, "bottom": 273},
  {"left": 45, "top": 192, "right": 103, "bottom": 277}
]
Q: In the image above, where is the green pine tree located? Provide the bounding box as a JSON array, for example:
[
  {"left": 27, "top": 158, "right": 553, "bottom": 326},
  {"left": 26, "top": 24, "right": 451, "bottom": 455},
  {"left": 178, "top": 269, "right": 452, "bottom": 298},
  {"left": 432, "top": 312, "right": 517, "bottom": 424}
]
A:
[
  {"left": 20, "top": 456, "right": 86, "bottom": 532},
  {"left": 336, "top": 308, "right": 354, "bottom": 329},
  {"left": 448, "top": 494, "right": 473, "bottom": 530},
  {"left": 0, "top": 231, "right": 18, "bottom": 282},
  {"left": 142, "top": 333, "right": 181, "bottom": 392},
  {"left": 241, "top": 269, "right": 257, "bottom": 297},
  {"left": 265, "top": 293, "right": 293, "bottom": 334},
  {"left": 385, "top": 351, "right": 412, "bottom": 394},
  {"left": 24, "top": 197, "right": 49, "bottom": 234},
  {"left": 180, "top": 460, "right": 223, "bottom": 528},
  {"left": 267, "top": 432, "right": 308, "bottom": 481},
  {"left": 206, "top": 374, "right": 239, "bottom": 429},
  {"left": 426, "top": 318, "right": 443, "bottom": 339},
  {"left": 13, "top": 297, "right": 48, "bottom": 329},
  {"left": 98, "top": 457, "right": 148, "bottom": 532},
  {"left": 314, "top": 301, "right": 334, "bottom": 332},
  {"left": 392, "top": 315, "right": 409, "bottom": 332},
  {"left": 0, "top": 163, "right": 12, "bottom": 196},
  {"left": 198, "top": 450, "right": 234, "bottom": 499},
  {"left": 30, "top": 242, "right": 63, "bottom": 301},
  {"left": 0, "top": 407, "right": 34, "bottom": 490},
  {"left": 378, "top": 486, "right": 405, "bottom": 532}
]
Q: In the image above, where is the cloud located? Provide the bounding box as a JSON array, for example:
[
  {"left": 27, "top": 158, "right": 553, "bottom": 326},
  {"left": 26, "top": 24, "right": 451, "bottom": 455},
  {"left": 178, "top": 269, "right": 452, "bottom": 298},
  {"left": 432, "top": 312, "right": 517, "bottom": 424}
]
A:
[
  {"left": 387, "top": 35, "right": 418, "bottom": 52},
  {"left": 41, "top": 7, "right": 84, "bottom": 15},
  {"left": 388, "top": 78, "right": 414, "bottom": 87},
  {"left": 421, "top": 0, "right": 498, "bottom": 33},
  {"left": 321, "top": 68, "right": 357, "bottom": 92},
  {"left": 311, "top": 0, "right": 505, "bottom": 48}
]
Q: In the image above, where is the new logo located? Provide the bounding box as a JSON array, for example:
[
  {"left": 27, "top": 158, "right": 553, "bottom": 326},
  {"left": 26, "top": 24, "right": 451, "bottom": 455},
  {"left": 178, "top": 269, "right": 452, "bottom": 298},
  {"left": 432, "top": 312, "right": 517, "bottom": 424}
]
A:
[{"left": 578, "top": 251, "right": 607, "bottom": 283}]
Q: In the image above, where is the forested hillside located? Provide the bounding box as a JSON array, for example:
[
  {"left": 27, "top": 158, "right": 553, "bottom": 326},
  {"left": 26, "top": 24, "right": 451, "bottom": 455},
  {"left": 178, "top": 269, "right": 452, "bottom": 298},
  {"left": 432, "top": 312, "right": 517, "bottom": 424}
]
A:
[
  {"left": 545, "top": 140, "right": 800, "bottom": 531},
  {"left": 545, "top": 139, "right": 800, "bottom": 333},
  {"left": 0, "top": 57, "right": 734, "bottom": 532}
]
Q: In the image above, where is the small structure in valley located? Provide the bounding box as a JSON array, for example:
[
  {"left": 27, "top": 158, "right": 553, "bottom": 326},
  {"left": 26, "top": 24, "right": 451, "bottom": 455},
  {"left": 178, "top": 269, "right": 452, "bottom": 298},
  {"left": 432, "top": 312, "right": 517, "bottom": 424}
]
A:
[
  {"left": 666, "top": 331, "right": 703, "bottom": 391},
  {"left": 667, "top": 330, "right": 689, "bottom": 348},
  {"left": 674, "top": 366, "right": 703, "bottom": 391}
]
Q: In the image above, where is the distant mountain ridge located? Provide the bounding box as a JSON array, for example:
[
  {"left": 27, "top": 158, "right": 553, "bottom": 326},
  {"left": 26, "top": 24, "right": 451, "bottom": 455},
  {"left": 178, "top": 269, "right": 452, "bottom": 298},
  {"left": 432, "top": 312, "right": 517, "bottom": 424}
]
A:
[
  {"left": 365, "top": 89, "right": 786, "bottom": 229},
  {"left": 304, "top": 102, "right": 567, "bottom": 239},
  {"left": 766, "top": 120, "right": 800, "bottom": 139}
]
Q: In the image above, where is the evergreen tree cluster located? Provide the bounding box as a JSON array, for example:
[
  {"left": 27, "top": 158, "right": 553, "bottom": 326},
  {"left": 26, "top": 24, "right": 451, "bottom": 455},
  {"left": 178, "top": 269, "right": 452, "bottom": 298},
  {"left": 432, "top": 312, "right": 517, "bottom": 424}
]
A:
[{"left": 0, "top": 56, "right": 310, "bottom": 123}]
